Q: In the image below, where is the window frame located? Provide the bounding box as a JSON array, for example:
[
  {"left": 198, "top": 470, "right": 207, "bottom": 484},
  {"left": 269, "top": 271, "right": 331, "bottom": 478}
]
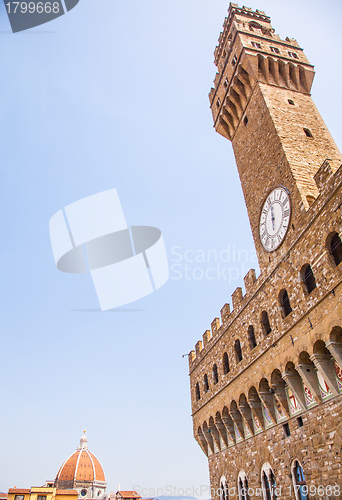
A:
[
  {"left": 283, "top": 422, "right": 291, "bottom": 438},
  {"left": 234, "top": 339, "right": 243, "bottom": 363},
  {"left": 300, "top": 264, "right": 316, "bottom": 295},
  {"left": 261, "top": 462, "right": 277, "bottom": 500},
  {"left": 248, "top": 325, "right": 257, "bottom": 350},
  {"left": 238, "top": 470, "right": 249, "bottom": 500},
  {"left": 328, "top": 231, "right": 342, "bottom": 267},
  {"left": 288, "top": 51, "right": 299, "bottom": 59},
  {"left": 204, "top": 374, "right": 209, "bottom": 393},
  {"left": 223, "top": 352, "right": 230, "bottom": 374},
  {"left": 195, "top": 382, "right": 201, "bottom": 401},
  {"left": 279, "top": 289, "right": 292, "bottom": 318},
  {"left": 213, "top": 363, "right": 219, "bottom": 385},
  {"left": 291, "top": 460, "right": 309, "bottom": 500},
  {"left": 261, "top": 311, "right": 272, "bottom": 336},
  {"left": 219, "top": 476, "right": 229, "bottom": 500}
]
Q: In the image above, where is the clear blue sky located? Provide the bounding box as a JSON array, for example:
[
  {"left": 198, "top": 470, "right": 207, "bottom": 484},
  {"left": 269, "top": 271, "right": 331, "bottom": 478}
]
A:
[{"left": 0, "top": 0, "right": 341, "bottom": 494}]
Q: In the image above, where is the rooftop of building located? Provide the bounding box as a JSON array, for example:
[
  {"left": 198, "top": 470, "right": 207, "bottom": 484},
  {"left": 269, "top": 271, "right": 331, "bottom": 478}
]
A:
[
  {"left": 7, "top": 489, "right": 77, "bottom": 496},
  {"left": 116, "top": 492, "right": 141, "bottom": 498}
]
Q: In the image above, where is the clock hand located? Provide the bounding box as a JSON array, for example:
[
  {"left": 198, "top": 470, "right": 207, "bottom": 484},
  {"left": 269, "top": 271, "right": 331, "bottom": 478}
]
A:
[{"left": 271, "top": 205, "right": 275, "bottom": 231}]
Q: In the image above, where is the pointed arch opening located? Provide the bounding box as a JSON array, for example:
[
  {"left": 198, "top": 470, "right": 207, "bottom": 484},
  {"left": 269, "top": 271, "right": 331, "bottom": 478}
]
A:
[
  {"left": 248, "top": 325, "right": 257, "bottom": 350},
  {"left": 261, "top": 311, "right": 272, "bottom": 336},
  {"left": 197, "top": 426, "right": 208, "bottom": 456},
  {"left": 291, "top": 460, "right": 308, "bottom": 500},
  {"left": 261, "top": 462, "right": 277, "bottom": 500},
  {"left": 279, "top": 289, "right": 292, "bottom": 317},
  {"left": 215, "top": 411, "right": 228, "bottom": 448},
  {"left": 195, "top": 382, "right": 201, "bottom": 401},
  {"left": 204, "top": 374, "right": 209, "bottom": 393},
  {"left": 235, "top": 339, "right": 243, "bottom": 363},
  {"left": 327, "top": 326, "right": 342, "bottom": 367},
  {"left": 223, "top": 352, "right": 230, "bottom": 374},
  {"left": 202, "top": 421, "right": 214, "bottom": 453},
  {"left": 238, "top": 470, "right": 249, "bottom": 500},
  {"left": 219, "top": 476, "right": 229, "bottom": 500},
  {"left": 213, "top": 363, "right": 219, "bottom": 385},
  {"left": 300, "top": 264, "right": 316, "bottom": 294}
]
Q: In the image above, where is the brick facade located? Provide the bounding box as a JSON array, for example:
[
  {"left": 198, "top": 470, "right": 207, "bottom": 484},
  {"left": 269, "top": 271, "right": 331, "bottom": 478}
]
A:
[{"left": 189, "top": 4, "right": 342, "bottom": 499}]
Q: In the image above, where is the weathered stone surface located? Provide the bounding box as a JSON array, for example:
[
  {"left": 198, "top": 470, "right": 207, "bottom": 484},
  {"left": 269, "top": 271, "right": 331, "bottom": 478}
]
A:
[{"left": 189, "top": 3, "right": 342, "bottom": 497}]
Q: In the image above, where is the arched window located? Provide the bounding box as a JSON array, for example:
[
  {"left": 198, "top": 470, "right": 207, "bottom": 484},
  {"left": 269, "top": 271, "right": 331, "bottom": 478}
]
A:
[
  {"left": 261, "top": 311, "right": 272, "bottom": 336},
  {"left": 204, "top": 374, "right": 209, "bottom": 393},
  {"left": 238, "top": 470, "right": 249, "bottom": 500},
  {"left": 301, "top": 264, "right": 316, "bottom": 294},
  {"left": 291, "top": 460, "right": 308, "bottom": 500},
  {"left": 213, "top": 364, "right": 219, "bottom": 384},
  {"left": 235, "top": 339, "right": 243, "bottom": 363},
  {"left": 195, "top": 382, "right": 200, "bottom": 401},
  {"left": 329, "top": 232, "right": 342, "bottom": 266},
  {"left": 248, "top": 325, "right": 257, "bottom": 350},
  {"left": 279, "top": 289, "right": 292, "bottom": 317},
  {"left": 261, "top": 463, "right": 277, "bottom": 500},
  {"left": 219, "top": 476, "right": 229, "bottom": 500},
  {"left": 223, "top": 352, "right": 230, "bottom": 374}
]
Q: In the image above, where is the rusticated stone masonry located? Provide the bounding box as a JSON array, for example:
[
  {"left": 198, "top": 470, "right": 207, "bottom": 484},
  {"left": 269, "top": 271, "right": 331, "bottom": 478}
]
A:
[{"left": 189, "top": 4, "right": 342, "bottom": 499}]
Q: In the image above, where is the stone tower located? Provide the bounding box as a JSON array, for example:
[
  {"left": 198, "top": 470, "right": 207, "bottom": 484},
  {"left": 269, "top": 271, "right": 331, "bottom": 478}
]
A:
[
  {"left": 189, "top": 3, "right": 342, "bottom": 497},
  {"left": 210, "top": 3, "right": 341, "bottom": 274}
]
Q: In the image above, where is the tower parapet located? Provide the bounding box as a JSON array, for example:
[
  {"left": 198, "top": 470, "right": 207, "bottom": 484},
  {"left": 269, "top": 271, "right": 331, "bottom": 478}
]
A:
[{"left": 210, "top": 3, "right": 314, "bottom": 142}]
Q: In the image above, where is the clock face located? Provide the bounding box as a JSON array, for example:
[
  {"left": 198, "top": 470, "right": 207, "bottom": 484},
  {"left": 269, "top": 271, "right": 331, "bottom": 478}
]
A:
[{"left": 259, "top": 186, "right": 291, "bottom": 252}]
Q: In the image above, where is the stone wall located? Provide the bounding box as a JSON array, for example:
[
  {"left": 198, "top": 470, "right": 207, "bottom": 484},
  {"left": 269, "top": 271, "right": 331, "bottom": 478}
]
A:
[{"left": 189, "top": 3, "right": 342, "bottom": 498}]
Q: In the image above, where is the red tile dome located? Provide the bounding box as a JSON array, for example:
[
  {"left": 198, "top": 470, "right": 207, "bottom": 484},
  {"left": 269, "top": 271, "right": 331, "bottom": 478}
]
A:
[{"left": 55, "top": 432, "right": 106, "bottom": 485}]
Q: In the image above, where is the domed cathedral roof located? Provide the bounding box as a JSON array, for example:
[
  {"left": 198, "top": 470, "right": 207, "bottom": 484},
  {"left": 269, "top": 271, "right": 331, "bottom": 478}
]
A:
[{"left": 55, "top": 432, "right": 106, "bottom": 499}]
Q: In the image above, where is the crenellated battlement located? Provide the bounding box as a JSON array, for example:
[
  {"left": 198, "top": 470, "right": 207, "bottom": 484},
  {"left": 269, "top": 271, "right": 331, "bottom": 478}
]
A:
[
  {"left": 213, "top": 3, "right": 300, "bottom": 69},
  {"left": 188, "top": 267, "right": 259, "bottom": 371},
  {"left": 214, "top": 4, "right": 271, "bottom": 66},
  {"left": 209, "top": 4, "right": 314, "bottom": 143},
  {"left": 189, "top": 162, "right": 342, "bottom": 373}
]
